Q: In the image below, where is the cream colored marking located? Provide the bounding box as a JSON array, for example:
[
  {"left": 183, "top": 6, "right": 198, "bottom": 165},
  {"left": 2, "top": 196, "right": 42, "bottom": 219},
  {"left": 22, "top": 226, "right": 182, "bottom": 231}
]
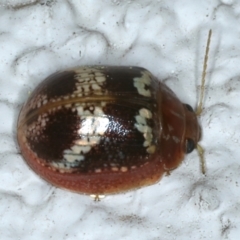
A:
[
  {"left": 135, "top": 124, "right": 152, "bottom": 133},
  {"left": 73, "top": 67, "right": 107, "bottom": 95},
  {"left": 139, "top": 108, "right": 152, "bottom": 119},
  {"left": 52, "top": 154, "right": 85, "bottom": 169},
  {"left": 135, "top": 115, "right": 146, "bottom": 125},
  {"left": 83, "top": 85, "right": 90, "bottom": 92},
  {"left": 95, "top": 76, "right": 105, "bottom": 83},
  {"left": 57, "top": 163, "right": 66, "bottom": 169},
  {"left": 64, "top": 154, "right": 84, "bottom": 163},
  {"left": 77, "top": 136, "right": 101, "bottom": 145},
  {"left": 111, "top": 167, "right": 119, "bottom": 172},
  {"left": 147, "top": 145, "right": 156, "bottom": 154},
  {"left": 63, "top": 145, "right": 90, "bottom": 166},
  {"left": 134, "top": 108, "right": 156, "bottom": 154},
  {"left": 143, "top": 140, "right": 150, "bottom": 147},
  {"left": 78, "top": 116, "right": 109, "bottom": 135},
  {"left": 120, "top": 166, "right": 128, "bottom": 172},
  {"left": 95, "top": 169, "right": 102, "bottom": 173},
  {"left": 71, "top": 145, "right": 91, "bottom": 154},
  {"left": 92, "top": 84, "right": 101, "bottom": 90},
  {"left": 76, "top": 106, "right": 83, "bottom": 115},
  {"left": 144, "top": 132, "right": 153, "bottom": 141},
  {"left": 65, "top": 104, "right": 71, "bottom": 108},
  {"left": 133, "top": 71, "right": 151, "bottom": 97}
]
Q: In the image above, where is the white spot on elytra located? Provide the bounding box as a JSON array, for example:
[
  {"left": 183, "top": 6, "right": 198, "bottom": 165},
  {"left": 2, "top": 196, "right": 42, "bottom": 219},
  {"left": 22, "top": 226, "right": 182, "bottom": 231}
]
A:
[
  {"left": 135, "top": 115, "right": 146, "bottom": 125},
  {"left": 139, "top": 108, "right": 152, "bottom": 119},
  {"left": 133, "top": 71, "right": 151, "bottom": 97},
  {"left": 63, "top": 102, "right": 109, "bottom": 168},
  {"left": 135, "top": 108, "right": 156, "bottom": 154},
  {"left": 79, "top": 116, "right": 109, "bottom": 135},
  {"left": 111, "top": 167, "right": 119, "bottom": 172},
  {"left": 95, "top": 76, "right": 105, "bottom": 83},
  {"left": 92, "top": 84, "right": 101, "bottom": 90},
  {"left": 71, "top": 145, "right": 91, "bottom": 154},
  {"left": 120, "top": 166, "right": 128, "bottom": 172},
  {"left": 64, "top": 154, "right": 84, "bottom": 163},
  {"left": 73, "top": 67, "right": 107, "bottom": 95},
  {"left": 146, "top": 145, "right": 156, "bottom": 154}
]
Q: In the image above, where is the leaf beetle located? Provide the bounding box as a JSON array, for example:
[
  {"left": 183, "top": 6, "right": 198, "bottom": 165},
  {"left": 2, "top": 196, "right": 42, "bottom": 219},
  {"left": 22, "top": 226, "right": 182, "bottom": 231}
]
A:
[{"left": 17, "top": 30, "right": 212, "bottom": 199}]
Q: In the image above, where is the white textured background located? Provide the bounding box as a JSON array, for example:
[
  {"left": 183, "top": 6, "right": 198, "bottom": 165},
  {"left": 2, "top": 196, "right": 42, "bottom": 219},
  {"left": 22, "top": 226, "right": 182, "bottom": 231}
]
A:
[{"left": 0, "top": 0, "right": 240, "bottom": 239}]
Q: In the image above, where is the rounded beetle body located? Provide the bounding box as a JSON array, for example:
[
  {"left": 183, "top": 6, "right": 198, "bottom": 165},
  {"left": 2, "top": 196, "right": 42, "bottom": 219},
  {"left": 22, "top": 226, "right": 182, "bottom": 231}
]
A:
[{"left": 17, "top": 66, "right": 201, "bottom": 195}]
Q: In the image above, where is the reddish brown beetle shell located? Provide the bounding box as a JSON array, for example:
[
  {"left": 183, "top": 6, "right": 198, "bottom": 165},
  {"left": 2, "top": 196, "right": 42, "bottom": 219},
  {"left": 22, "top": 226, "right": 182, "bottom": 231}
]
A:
[{"left": 17, "top": 66, "right": 201, "bottom": 195}]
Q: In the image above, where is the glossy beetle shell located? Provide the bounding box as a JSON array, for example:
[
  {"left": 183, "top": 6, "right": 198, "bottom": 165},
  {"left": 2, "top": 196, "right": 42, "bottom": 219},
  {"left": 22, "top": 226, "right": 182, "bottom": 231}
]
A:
[{"left": 17, "top": 66, "right": 201, "bottom": 195}]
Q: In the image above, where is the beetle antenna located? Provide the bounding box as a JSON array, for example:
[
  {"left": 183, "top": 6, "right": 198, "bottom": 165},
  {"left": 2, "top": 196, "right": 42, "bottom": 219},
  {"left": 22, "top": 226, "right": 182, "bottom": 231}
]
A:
[
  {"left": 196, "top": 29, "right": 212, "bottom": 175},
  {"left": 196, "top": 29, "right": 212, "bottom": 116},
  {"left": 197, "top": 144, "right": 205, "bottom": 175}
]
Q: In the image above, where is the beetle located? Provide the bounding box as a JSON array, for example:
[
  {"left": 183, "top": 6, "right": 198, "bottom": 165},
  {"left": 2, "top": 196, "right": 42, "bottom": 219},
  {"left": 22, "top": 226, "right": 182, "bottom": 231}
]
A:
[{"left": 17, "top": 30, "right": 211, "bottom": 198}]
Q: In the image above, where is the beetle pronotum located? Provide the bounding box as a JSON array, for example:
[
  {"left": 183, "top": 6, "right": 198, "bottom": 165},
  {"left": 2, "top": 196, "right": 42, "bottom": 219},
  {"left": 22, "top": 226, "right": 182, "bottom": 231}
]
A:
[{"left": 17, "top": 30, "right": 212, "bottom": 200}]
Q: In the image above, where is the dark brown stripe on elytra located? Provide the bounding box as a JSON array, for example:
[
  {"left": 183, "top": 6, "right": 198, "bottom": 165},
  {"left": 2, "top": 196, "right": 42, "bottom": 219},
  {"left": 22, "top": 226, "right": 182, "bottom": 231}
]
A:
[
  {"left": 104, "top": 66, "right": 143, "bottom": 93},
  {"left": 32, "top": 71, "right": 77, "bottom": 99},
  {"left": 27, "top": 107, "right": 80, "bottom": 161}
]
